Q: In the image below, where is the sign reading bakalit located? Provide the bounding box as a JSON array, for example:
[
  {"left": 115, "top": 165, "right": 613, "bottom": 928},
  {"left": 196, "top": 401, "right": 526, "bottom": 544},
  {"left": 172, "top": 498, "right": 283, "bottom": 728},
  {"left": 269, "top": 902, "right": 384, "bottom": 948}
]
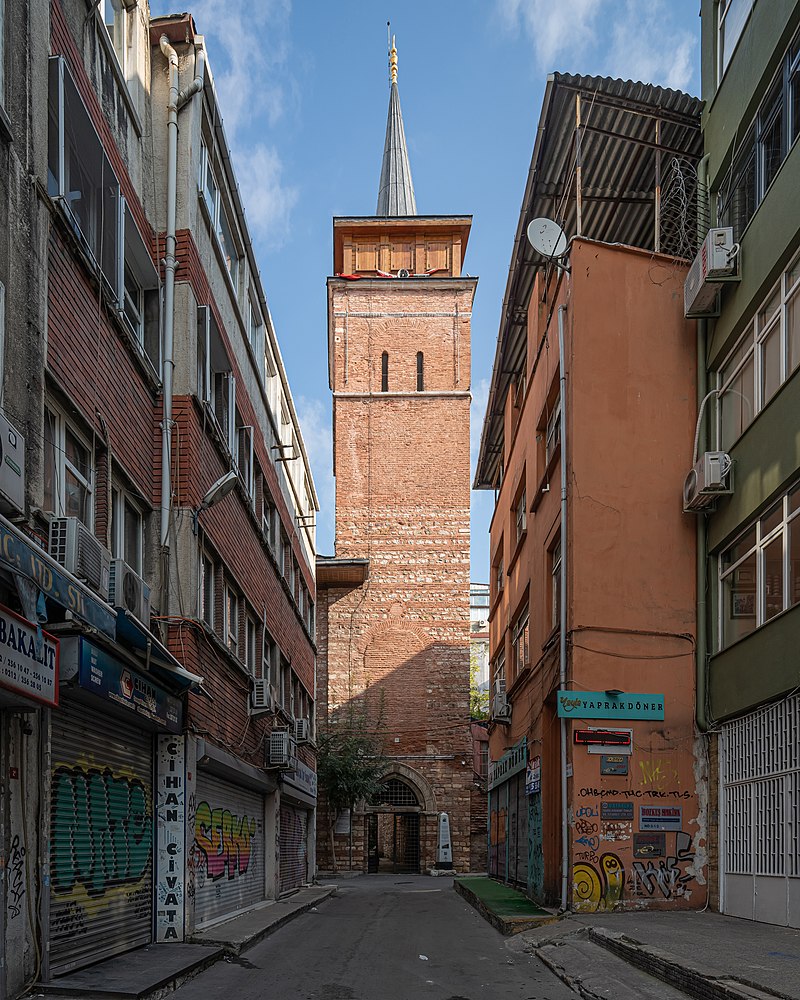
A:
[
  {"left": 557, "top": 690, "right": 664, "bottom": 720},
  {"left": 0, "top": 603, "right": 59, "bottom": 707}
]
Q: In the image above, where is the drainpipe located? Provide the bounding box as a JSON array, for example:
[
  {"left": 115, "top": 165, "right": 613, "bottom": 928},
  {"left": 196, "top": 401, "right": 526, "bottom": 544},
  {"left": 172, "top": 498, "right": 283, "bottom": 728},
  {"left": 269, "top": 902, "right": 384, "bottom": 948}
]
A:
[
  {"left": 159, "top": 38, "right": 205, "bottom": 588},
  {"left": 557, "top": 303, "right": 569, "bottom": 911},
  {"left": 695, "top": 154, "right": 710, "bottom": 733}
]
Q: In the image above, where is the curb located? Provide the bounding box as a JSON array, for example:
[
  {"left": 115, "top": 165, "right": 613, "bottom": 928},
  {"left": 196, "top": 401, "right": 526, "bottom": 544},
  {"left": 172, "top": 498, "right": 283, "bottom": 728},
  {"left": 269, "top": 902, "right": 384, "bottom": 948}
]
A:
[
  {"left": 453, "top": 879, "right": 560, "bottom": 937},
  {"left": 588, "top": 927, "right": 789, "bottom": 1000}
]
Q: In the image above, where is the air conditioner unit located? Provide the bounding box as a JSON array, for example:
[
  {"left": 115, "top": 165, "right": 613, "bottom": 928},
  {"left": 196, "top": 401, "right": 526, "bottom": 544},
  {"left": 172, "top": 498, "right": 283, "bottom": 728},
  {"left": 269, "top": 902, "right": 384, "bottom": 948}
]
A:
[
  {"left": 493, "top": 677, "right": 506, "bottom": 698},
  {"left": 492, "top": 692, "right": 511, "bottom": 722},
  {"left": 109, "top": 558, "right": 151, "bottom": 624},
  {"left": 683, "top": 451, "right": 734, "bottom": 512},
  {"left": 684, "top": 227, "right": 739, "bottom": 317},
  {"left": 251, "top": 678, "right": 273, "bottom": 713},
  {"left": 268, "top": 729, "right": 296, "bottom": 769},
  {"left": 49, "top": 517, "right": 111, "bottom": 599},
  {"left": 0, "top": 413, "right": 25, "bottom": 516},
  {"left": 295, "top": 718, "right": 311, "bottom": 743}
]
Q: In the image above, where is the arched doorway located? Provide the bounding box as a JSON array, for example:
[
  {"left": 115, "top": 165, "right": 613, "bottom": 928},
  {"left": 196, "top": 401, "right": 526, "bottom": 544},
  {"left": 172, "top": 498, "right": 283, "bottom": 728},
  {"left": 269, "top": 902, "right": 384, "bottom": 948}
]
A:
[{"left": 368, "top": 777, "right": 421, "bottom": 873}]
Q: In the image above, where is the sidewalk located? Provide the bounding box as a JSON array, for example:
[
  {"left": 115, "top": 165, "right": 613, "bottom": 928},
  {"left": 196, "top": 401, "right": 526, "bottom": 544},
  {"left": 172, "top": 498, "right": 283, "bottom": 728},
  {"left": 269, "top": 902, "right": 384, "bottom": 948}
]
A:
[
  {"left": 453, "top": 876, "right": 558, "bottom": 935},
  {"left": 518, "top": 910, "right": 800, "bottom": 1000},
  {"left": 36, "top": 885, "right": 336, "bottom": 999}
]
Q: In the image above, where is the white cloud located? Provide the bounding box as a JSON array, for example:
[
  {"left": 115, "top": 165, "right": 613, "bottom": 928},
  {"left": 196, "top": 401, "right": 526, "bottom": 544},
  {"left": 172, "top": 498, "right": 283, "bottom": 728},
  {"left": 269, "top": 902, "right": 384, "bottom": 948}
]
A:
[
  {"left": 295, "top": 395, "right": 335, "bottom": 555},
  {"left": 494, "top": 0, "right": 698, "bottom": 92},
  {"left": 191, "top": 0, "right": 298, "bottom": 247}
]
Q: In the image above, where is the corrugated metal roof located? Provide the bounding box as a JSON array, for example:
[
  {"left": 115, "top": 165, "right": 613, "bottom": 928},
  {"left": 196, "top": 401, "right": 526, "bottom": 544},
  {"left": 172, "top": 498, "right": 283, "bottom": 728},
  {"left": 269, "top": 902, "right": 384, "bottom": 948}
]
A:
[{"left": 473, "top": 73, "right": 703, "bottom": 490}]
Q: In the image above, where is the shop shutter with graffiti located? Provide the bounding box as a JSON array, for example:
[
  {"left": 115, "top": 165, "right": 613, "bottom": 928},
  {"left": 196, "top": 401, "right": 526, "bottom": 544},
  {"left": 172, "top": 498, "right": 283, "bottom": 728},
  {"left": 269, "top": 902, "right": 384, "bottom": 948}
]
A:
[
  {"left": 50, "top": 704, "right": 154, "bottom": 976},
  {"left": 279, "top": 804, "right": 308, "bottom": 893},
  {"left": 191, "top": 772, "right": 265, "bottom": 926}
]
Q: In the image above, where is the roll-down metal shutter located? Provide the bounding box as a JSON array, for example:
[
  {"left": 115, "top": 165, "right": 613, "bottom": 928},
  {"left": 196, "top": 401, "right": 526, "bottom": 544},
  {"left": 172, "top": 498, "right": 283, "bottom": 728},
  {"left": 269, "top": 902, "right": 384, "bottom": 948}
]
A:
[
  {"left": 193, "top": 772, "right": 265, "bottom": 926},
  {"left": 50, "top": 703, "right": 154, "bottom": 976},
  {"left": 279, "top": 803, "right": 308, "bottom": 893}
]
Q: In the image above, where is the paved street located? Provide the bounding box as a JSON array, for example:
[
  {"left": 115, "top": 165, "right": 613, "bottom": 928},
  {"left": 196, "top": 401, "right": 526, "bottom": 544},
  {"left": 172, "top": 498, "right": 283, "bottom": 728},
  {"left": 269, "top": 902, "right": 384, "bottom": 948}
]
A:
[{"left": 172, "top": 877, "right": 575, "bottom": 1000}]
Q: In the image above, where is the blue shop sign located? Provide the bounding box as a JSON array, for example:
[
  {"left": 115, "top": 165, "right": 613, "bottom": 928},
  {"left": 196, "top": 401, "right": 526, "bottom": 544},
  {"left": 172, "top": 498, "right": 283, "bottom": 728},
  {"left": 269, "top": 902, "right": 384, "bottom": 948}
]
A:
[
  {"left": 78, "top": 638, "right": 182, "bottom": 733},
  {"left": 557, "top": 690, "right": 665, "bottom": 721},
  {"left": 0, "top": 519, "right": 116, "bottom": 638}
]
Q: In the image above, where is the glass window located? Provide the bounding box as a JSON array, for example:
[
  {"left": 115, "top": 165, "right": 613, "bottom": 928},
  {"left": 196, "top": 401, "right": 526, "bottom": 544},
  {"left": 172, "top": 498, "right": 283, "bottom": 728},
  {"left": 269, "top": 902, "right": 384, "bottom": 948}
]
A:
[
  {"left": 551, "top": 539, "right": 562, "bottom": 630},
  {"left": 225, "top": 586, "right": 239, "bottom": 656},
  {"left": 546, "top": 396, "right": 561, "bottom": 462},
  {"left": 381, "top": 351, "right": 389, "bottom": 392},
  {"left": 263, "top": 628, "right": 277, "bottom": 686},
  {"left": 718, "top": 0, "right": 755, "bottom": 79},
  {"left": 722, "top": 549, "right": 757, "bottom": 646},
  {"left": 102, "top": 0, "right": 127, "bottom": 75},
  {"left": 111, "top": 485, "right": 144, "bottom": 573},
  {"left": 512, "top": 606, "right": 529, "bottom": 676},
  {"left": 200, "top": 553, "right": 214, "bottom": 627},
  {"left": 245, "top": 615, "right": 257, "bottom": 674},
  {"left": 515, "top": 489, "right": 526, "bottom": 542},
  {"left": 416, "top": 351, "right": 424, "bottom": 392},
  {"left": 44, "top": 407, "right": 93, "bottom": 528},
  {"left": 790, "top": 519, "right": 800, "bottom": 607},
  {"left": 759, "top": 82, "right": 784, "bottom": 192}
]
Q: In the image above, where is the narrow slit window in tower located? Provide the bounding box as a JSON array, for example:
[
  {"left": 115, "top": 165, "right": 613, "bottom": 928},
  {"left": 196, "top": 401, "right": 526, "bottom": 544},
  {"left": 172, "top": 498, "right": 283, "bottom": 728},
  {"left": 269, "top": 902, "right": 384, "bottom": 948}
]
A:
[
  {"left": 416, "top": 351, "right": 424, "bottom": 391},
  {"left": 381, "top": 351, "right": 389, "bottom": 392}
]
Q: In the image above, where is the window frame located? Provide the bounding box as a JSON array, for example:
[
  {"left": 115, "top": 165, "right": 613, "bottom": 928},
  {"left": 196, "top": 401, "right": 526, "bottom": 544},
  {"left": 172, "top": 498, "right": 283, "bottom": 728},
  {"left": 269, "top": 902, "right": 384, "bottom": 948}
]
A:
[
  {"left": 44, "top": 404, "right": 94, "bottom": 529},
  {"left": 381, "top": 351, "right": 389, "bottom": 392},
  {"left": 546, "top": 394, "right": 561, "bottom": 463},
  {"left": 416, "top": 351, "right": 424, "bottom": 392},
  {"left": 245, "top": 612, "right": 257, "bottom": 675},
  {"left": 551, "top": 538, "right": 562, "bottom": 631},
  {"left": 199, "top": 138, "right": 241, "bottom": 289},
  {"left": 717, "top": 0, "right": 756, "bottom": 83},
  {"left": 511, "top": 603, "right": 530, "bottom": 678},
  {"left": 515, "top": 486, "right": 527, "bottom": 543},
  {"left": 200, "top": 551, "right": 215, "bottom": 628},
  {"left": 111, "top": 482, "right": 144, "bottom": 574},
  {"left": 224, "top": 584, "right": 240, "bottom": 657}
]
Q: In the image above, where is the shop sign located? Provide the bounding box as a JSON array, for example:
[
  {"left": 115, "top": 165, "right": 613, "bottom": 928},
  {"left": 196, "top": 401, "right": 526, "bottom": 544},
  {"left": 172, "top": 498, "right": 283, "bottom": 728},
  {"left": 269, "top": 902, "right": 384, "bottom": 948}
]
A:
[
  {"left": 0, "top": 518, "right": 116, "bottom": 637},
  {"left": 0, "top": 603, "right": 59, "bottom": 707},
  {"left": 156, "top": 736, "right": 185, "bottom": 942},
  {"left": 77, "top": 638, "right": 182, "bottom": 732},
  {"left": 639, "top": 806, "right": 682, "bottom": 831},
  {"left": 282, "top": 759, "right": 318, "bottom": 800},
  {"left": 633, "top": 833, "right": 666, "bottom": 858},
  {"left": 526, "top": 755, "right": 541, "bottom": 795},
  {"left": 557, "top": 690, "right": 664, "bottom": 720},
  {"left": 600, "top": 801, "right": 634, "bottom": 821},
  {"left": 600, "top": 754, "right": 629, "bottom": 775},
  {"left": 488, "top": 737, "right": 527, "bottom": 790}
]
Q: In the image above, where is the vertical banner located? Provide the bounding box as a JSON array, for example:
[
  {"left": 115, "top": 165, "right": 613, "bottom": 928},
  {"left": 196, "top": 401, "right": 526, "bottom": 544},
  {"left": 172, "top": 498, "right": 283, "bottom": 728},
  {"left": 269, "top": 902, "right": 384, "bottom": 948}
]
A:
[{"left": 156, "top": 735, "right": 186, "bottom": 941}]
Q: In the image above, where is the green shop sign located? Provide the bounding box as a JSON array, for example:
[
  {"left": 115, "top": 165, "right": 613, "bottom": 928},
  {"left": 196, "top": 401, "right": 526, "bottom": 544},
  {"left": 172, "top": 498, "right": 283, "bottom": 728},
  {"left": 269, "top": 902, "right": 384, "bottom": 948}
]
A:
[{"left": 557, "top": 691, "right": 664, "bottom": 720}]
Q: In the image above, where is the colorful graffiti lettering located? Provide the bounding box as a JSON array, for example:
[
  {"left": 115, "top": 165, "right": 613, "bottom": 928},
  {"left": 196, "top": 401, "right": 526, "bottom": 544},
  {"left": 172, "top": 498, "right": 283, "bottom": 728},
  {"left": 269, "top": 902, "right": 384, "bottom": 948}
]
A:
[
  {"left": 573, "top": 853, "right": 624, "bottom": 912},
  {"left": 194, "top": 802, "right": 257, "bottom": 881},
  {"left": 52, "top": 766, "right": 151, "bottom": 896},
  {"left": 8, "top": 834, "right": 26, "bottom": 919},
  {"left": 629, "top": 831, "right": 696, "bottom": 899},
  {"left": 638, "top": 757, "right": 680, "bottom": 791},
  {"left": 575, "top": 805, "right": 599, "bottom": 818}
]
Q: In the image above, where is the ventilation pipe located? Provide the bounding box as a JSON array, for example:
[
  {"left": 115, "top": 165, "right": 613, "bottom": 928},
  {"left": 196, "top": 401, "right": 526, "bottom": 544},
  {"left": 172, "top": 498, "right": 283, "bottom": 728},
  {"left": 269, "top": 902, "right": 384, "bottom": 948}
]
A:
[
  {"left": 695, "top": 154, "right": 710, "bottom": 733},
  {"left": 557, "top": 303, "right": 569, "bottom": 912},
  {"left": 159, "top": 37, "right": 205, "bottom": 598}
]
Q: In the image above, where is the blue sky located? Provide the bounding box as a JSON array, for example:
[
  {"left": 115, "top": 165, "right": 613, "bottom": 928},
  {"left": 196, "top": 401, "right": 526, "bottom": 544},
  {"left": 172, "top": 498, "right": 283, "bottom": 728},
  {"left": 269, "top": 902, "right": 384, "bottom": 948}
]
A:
[{"left": 152, "top": 0, "right": 701, "bottom": 580}]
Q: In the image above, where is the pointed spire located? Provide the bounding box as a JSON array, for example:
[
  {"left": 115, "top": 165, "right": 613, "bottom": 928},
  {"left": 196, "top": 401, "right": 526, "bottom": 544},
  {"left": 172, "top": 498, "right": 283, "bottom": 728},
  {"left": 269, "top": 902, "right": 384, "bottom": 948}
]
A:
[{"left": 376, "top": 30, "right": 417, "bottom": 217}]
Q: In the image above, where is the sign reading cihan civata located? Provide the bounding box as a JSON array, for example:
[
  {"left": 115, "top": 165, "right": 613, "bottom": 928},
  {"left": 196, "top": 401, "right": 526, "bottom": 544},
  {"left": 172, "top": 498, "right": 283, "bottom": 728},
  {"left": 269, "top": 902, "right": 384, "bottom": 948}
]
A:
[
  {"left": 0, "top": 603, "right": 59, "bottom": 707},
  {"left": 557, "top": 690, "right": 664, "bottom": 720}
]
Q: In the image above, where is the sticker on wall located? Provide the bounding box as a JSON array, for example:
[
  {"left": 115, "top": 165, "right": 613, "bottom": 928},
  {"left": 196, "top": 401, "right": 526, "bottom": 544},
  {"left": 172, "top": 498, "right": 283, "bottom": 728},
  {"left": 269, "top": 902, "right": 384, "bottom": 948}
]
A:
[
  {"left": 601, "top": 802, "right": 634, "bottom": 821},
  {"left": 633, "top": 833, "right": 666, "bottom": 858},
  {"left": 600, "top": 754, "right": 629, "bottom": 776},
  {"left": 639, "top": 806, "right": 682, "bottom": 831},
  {"left": 526, "top": 756, "right": 541, "bottom": 795}
]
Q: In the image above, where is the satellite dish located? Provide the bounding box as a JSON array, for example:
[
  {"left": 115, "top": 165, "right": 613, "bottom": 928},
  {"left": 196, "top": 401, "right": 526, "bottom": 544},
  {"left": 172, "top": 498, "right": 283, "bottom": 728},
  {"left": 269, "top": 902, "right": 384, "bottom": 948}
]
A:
[{"left": 526, "top": 217, "right": 568, "bottom": 259}]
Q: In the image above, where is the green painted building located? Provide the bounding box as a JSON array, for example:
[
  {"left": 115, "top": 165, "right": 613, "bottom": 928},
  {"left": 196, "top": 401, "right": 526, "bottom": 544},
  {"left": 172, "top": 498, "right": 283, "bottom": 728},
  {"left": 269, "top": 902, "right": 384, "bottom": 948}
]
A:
[{"left": 698, "top": 0, "right": 800, "bottom": 926}]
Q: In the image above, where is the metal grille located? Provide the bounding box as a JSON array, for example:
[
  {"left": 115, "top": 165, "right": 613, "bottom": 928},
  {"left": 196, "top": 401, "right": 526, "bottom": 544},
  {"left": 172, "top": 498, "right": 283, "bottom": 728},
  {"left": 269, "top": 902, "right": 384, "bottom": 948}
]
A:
[
  {"left": 279, "top": 804, "right": 308, "bottom": 893},
  {"left": 50, "top": 703, "right": 153, "bottom": 976},
  {"left": 371, "top": 778, "right": 419, "bottom": 808},
  {"left": 194, "top": 772, "right": 265, "bottom": 925}
]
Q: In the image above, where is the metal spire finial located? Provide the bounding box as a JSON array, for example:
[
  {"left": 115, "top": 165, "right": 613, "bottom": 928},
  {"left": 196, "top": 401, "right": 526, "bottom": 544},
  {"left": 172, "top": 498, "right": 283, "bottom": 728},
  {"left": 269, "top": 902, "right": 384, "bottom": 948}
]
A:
[
  {"left": 376, "top": 21, "right": 417, "bottom": 215},
  {"left": 389, "top": 31, "right": 398, "bottom": 85}
]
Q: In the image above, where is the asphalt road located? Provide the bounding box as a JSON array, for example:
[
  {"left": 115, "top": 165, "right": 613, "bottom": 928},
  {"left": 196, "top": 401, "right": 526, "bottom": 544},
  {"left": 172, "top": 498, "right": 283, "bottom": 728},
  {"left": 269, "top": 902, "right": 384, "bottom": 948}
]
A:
[{"left": 171, "top": 876, "right": 576, "bottom": 1000}]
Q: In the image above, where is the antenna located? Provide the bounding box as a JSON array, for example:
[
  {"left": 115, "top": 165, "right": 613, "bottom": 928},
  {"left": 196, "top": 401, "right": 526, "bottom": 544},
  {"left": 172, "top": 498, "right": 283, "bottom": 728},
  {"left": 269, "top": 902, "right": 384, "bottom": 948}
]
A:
[{"left": 526, "top": 217, "right": 568, "bottom": 259}]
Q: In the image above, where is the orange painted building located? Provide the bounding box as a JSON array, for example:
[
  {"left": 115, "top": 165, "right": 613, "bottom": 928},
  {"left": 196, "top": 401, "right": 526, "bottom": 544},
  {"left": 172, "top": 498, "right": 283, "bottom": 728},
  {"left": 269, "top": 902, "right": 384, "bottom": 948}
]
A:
[{"left": 474, "top": 74, "right": 708, "bottom": 911}]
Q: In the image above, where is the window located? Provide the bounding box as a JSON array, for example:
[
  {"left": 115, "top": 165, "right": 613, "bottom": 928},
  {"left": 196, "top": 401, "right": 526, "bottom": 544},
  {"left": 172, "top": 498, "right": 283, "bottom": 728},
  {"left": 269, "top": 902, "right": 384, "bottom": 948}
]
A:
[
  {"left": 102, "top": 0, "right": 128, "bottom": 75},
  {"left": 245, "top": 614, "right": 257, "bottom": 675},
  {"left": 718, "top": 0, "right": 755, "bottom": 80},
  {"left": 44, "top": 406, "right": 93, "bottom": 528},
  {"left": 493, "top": 552, "right": 504, "bottom": 600},
  {"left": 280, "top": 656, "right": 291, "bottom": 713},
  {"left": 262, "top": 627, "right": 278, "bottom": 686},
  {"left": 381, "top": 351, "right": 389, "bottom": 392},
  {"left": 717, "top": 254, "right": 800, "bottom": 449},
  {"left": 224, "top": 586, "right": 239, "bottom": 656},
  {"left": 416, "top": 351, "right": 424, "bottom": 391},
  {"left": 479, "top": 743, "right": 489, "bottom": 779},
  {"left": 511, "top": 605, "right": 529, "bottom": 677},
  {"left": 199, "top": 140, "right": 240, "bottom": 287},
  {"left": 111, "top": 484, "right": 144, "bottom": 573},
  {"left": 719, "top": 480, "right": 800, "bottom": 649},
  {"left": 235, "top": 415, "right": 253, "bottom": 497},
  {"left": 515, "top": 488, "right": 527, "bottom": 543},
  {"left": 247, "top": 296, "right": 264, "bottom": 356},
  {"left": 307, "top": 598, "right": 315, "bottom": 638},
  {"left": 121, "top": 206, "right": 160, "bottom": 374},
  {"left": 48, "top": 57, "right": 120, "bottom": 294},
  {"left": 551, "top": 539, "right": 562, "bottom": 630},
  {"left": 200, "top": 552, "right": 214, "bottom": 627},
  {"left": 262, "top": 483, "right": 277, "bottom": 549},
  {"left": 546, "top": 395, "right": 561, "bottom": 463},
  {"left": 492, "top": 651, "right": 506, "bottom": 698}
]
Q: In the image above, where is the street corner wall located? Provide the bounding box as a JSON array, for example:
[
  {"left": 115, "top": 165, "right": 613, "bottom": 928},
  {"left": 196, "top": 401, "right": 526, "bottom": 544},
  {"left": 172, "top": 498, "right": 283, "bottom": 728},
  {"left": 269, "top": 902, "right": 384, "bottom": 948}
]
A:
[{"left": 569, "top": 713, "right": 705, "bottom": 912}]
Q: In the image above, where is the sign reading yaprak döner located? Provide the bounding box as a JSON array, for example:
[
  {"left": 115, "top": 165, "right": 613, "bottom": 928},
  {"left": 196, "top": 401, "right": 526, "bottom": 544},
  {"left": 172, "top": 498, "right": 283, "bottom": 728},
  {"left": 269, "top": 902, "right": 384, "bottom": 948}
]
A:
[
  {"left": 0, "top": 603, "right": 59, "bottom": 707},
  {"left": 557, "top": 690, "right": 664, "bottom": 720}
]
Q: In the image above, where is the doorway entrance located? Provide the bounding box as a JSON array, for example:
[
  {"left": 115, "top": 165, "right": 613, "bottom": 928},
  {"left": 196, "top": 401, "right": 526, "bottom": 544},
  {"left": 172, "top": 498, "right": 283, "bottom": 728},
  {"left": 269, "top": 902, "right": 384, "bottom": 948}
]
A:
[{"left": 368, "top": 777, "right": 422, "bottom": 874}]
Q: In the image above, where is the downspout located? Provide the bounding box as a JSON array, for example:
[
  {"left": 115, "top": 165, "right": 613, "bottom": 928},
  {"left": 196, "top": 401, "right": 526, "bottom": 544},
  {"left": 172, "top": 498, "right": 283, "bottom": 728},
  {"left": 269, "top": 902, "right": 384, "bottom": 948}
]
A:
[
  {"left": 695, "top": 153, "right": 710, "bottom": 733},
  {"left": 159, "top": 37, "right": 205, "bottom": 595},
  {"left": 557, "top": 303, "right": 569, "bottom": 911}
]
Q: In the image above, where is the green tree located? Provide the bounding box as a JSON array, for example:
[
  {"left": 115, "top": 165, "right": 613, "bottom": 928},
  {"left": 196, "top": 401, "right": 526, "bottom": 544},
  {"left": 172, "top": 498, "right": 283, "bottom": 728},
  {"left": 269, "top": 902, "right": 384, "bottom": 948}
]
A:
[
  {"left": 470, "top": 647, "right": 489, "bottom": 720},
  {"left": 316, "top": 700, "right": 387, "bottom": 870}
]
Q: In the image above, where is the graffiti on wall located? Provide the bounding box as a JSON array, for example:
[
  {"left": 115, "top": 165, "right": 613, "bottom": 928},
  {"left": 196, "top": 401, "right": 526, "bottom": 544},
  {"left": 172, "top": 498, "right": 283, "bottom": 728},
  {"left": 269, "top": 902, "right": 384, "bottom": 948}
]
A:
[
  {"left": 194, "top": 802, "right": 257, "bottom": 882},
  {"left": 628, "top": 831, "right": 696, "bottom": 899},
  {"left": 8, "top": 834, "right": 26, "bottom": 920},
  {"left": 573, "top": 853, "right": 625, "bottom": 912},
  {"left": 638, "top": 757, "right": 680, "bottom": 791},
  {"left": 51, "top": 766, "right": 151, "bottom": 897}
]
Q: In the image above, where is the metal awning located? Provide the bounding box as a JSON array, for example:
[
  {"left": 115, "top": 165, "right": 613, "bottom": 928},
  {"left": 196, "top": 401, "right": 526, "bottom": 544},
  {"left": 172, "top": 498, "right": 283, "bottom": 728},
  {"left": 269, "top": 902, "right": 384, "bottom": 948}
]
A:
[{"left": 116, "top": 608, "right": 203, "bottom": 690}]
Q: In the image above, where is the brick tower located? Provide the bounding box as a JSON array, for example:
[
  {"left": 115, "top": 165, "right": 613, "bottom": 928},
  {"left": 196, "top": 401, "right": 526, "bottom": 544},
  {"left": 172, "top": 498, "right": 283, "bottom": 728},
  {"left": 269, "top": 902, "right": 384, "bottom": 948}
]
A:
[{"left": 316, "top": 37, "right": 476, "bottom": 873}]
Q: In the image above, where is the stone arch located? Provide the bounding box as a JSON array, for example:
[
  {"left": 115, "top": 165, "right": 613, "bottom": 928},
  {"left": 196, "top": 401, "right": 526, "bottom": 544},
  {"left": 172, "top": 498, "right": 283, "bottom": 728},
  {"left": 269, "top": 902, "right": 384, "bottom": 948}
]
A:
[{"left": 373, "top": 761, "right": 437, "bottom": 814}]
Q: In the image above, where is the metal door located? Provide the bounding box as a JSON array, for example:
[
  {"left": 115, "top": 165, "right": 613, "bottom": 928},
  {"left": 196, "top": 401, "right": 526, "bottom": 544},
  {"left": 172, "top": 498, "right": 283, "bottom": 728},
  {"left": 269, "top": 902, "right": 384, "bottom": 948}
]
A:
[
  {"left": 722, "top": 696, "right": 800, "bottom": 926},
  {"left": 50, "top": 703, "right": 153, "bottom": 975},
  {"left": 367, "top": 813, "right": 379, "bottom": 872},
  {"left": 279, "top": 803, "right": 308, "bottom": 893},
  {"left": 193, "top": 772, "right": 265, "bottom": 925}
]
